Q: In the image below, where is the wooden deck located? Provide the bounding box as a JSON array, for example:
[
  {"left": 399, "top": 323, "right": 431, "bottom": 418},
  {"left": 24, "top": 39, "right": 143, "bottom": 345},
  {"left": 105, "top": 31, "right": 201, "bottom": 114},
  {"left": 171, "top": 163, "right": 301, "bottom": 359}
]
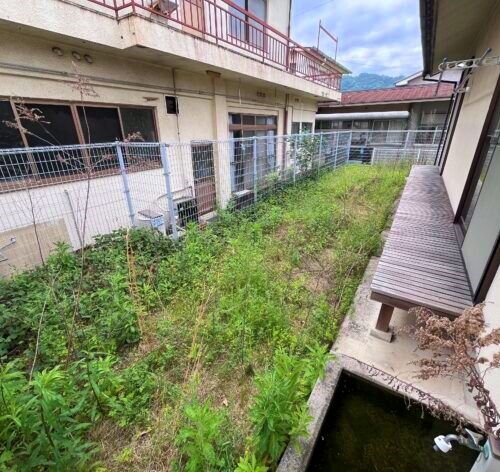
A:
[{"left": 370, "top": 166, "right": 473, "bottom": 340}]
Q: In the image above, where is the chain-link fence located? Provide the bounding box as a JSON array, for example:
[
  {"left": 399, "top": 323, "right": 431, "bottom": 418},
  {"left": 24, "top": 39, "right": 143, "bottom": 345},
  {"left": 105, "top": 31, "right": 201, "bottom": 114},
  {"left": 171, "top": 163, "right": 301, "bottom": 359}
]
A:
[{"left": 0, "top": 129, "right": 439, "bottom": 276}]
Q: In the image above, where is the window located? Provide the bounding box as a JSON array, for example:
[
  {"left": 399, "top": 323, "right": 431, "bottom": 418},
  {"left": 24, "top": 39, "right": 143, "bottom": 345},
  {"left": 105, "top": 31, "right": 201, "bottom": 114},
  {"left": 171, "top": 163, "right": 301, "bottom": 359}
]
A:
[
  {"left": 165, "top": 96, "right": 179, "bottom": 115},
  {"left": 291, "top": 122, "right": 313, "bottom": 134},
  {"left": 229, "top": 113, "right": 276, "bottom": 130},
  {"left": 77, "top": 106, "right": 122, "bottom": 144},
  {"left": 459, "top": 92, "right": 500, "bottom": 296},
  {"left": 24, "top": 104, "right": 83, "bottom": 176},
  {"left": 0, "top": 101, "right": 24, "bottom": 149},
  {"left": 0, "top": 101, "right": 31, "bottom": 182},
  {"left": 459, "top": 97, "right": 500, "bottom": 233},
  {"left": 228, "top": 0, "right": 266, "bottom": 49},
  {"left": 0, "top": 99, "right": 159, "bottom": 184},
  {"left": 228, "top": 113, "right": 276, "bottom": 192},
  {"left": 120, "top": 107, "right": 157, "bottom": 142},
  {"left": 301, "top": 122, "right": 313, "bottom": 133}
]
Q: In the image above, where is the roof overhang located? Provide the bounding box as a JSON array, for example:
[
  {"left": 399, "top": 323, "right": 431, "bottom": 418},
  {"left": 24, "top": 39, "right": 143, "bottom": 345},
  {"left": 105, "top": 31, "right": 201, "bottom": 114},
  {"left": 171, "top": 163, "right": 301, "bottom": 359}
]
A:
[
  {"left": 315, "top": 111, "right": 410, "bottom": 121},
  {"left": 420, "top": 0, "right": 498, "bottom": 75},
  {"left": 320, "top": 96, "right": 451, "bottom": 108}
]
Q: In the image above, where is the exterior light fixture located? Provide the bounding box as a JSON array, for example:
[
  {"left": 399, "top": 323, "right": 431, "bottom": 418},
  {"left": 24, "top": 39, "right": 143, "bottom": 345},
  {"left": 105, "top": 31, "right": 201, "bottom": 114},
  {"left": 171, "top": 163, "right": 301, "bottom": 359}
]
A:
[
  {"left": 72, "top": 51, "right": 82, "bottom": 61},
  {"left": 83, "top": 54, "right": 94, "bottom": 64},
  {"left": 52, "top": 47, "right": 63, "bottom": 56}
]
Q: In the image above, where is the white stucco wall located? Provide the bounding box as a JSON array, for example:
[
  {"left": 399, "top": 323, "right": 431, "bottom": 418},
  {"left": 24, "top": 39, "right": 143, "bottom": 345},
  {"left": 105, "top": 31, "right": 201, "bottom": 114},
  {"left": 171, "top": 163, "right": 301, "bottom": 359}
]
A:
[
  {"left": 0, "top": 26, "right": 325, "bottom": 274},
  {"left": 442, "top": 2, "right": 500, "bottom": 212}
]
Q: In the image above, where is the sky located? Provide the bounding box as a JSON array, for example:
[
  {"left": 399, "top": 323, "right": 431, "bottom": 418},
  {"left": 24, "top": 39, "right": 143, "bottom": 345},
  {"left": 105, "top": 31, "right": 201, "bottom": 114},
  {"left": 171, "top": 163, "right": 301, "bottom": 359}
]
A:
[{"left": 290, "top": 0, "right": 423, "bottom": 77}]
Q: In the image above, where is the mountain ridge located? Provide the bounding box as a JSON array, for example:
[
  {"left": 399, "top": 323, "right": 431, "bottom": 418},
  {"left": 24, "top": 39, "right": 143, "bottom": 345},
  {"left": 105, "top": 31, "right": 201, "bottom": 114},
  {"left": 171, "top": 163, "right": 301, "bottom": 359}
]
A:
[{"left": 341, "top": 73, "right": 405, "bottom": 91}]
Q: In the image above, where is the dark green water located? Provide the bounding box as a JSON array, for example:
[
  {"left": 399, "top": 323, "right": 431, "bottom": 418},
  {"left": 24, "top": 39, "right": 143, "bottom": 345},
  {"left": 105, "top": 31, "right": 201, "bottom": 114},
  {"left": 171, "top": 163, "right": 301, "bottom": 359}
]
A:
[{"left": 307, "top": 372, "right": 478, "bottom": 472}]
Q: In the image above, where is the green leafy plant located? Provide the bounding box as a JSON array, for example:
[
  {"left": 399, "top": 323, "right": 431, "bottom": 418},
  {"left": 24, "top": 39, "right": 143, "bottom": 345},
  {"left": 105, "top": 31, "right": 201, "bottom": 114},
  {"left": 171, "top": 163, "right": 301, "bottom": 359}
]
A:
[
  {"left": 249, "top": 345, "right": 332, "bottom": 467},
  {"left": 176, "top": 400, "right": 227, "bottom": 471},
  {"left": 235, "top": 452, "right": 269, "bottom": 472}
]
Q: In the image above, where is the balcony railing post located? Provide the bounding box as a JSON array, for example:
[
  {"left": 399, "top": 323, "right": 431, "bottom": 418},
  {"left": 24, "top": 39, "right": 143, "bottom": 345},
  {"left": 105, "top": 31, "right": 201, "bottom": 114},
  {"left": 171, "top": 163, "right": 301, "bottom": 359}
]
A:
[
  {"left": 160, "top": 142, "right": 179, "bottom": 240},
  {"left": 116, "top": 142, "right": 136, "bottom": 227}
]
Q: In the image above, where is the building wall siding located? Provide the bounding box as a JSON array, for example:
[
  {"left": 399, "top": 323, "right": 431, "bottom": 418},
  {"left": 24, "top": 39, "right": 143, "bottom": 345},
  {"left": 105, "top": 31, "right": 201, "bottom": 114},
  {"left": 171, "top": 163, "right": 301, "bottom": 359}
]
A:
[{"left": 442, "top": 2, "right": 500, "bottom": 213}]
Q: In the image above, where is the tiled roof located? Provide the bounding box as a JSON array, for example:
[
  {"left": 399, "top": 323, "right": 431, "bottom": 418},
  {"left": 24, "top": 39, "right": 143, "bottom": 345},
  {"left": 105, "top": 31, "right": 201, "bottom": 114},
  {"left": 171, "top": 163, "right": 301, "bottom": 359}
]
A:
[{"left": 322, "top": 83, "right": 454, "bottom": 107}]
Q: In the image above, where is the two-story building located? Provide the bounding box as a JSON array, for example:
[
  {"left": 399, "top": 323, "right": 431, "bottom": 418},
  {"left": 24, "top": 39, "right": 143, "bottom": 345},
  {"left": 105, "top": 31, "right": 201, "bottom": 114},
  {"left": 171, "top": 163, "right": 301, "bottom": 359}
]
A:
[{"left": 0, "top": 0, "right": 348, "bottom": 273}]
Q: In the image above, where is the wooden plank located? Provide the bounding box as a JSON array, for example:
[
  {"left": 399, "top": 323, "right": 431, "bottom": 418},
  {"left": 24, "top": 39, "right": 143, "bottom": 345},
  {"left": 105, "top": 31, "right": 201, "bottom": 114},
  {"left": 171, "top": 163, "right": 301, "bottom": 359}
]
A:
[
  {"left": 370, "top": 165, "right": 473, "bottom": 317},
  {"left": 374, "top": 273, "right": 473, "bottom": 304},
  {"left": 372, "top": 278, "right": 471, "bottom": 309},
  {"left": 376, "top": 262, "right": 471, "bottom": 291},
  {"left": 371, "top": 283, "right": 469, "bottom": 316}
]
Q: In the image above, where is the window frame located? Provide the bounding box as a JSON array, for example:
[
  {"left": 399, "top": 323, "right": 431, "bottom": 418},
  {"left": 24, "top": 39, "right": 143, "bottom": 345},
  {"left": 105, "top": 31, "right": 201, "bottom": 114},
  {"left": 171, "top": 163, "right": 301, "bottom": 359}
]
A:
[
  {"left": 227, "top": 0, "right": 268, "bottom": 51},
  {"left": 0, "top": 98, "right": 160, "bottom": 191}
]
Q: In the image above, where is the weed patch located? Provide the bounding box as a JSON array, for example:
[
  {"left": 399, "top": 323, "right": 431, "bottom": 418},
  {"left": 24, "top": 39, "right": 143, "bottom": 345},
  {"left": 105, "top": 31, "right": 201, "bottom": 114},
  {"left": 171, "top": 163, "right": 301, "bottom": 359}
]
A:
[{"left": 0, "top": 164, "right": 408, "bottom": 470}]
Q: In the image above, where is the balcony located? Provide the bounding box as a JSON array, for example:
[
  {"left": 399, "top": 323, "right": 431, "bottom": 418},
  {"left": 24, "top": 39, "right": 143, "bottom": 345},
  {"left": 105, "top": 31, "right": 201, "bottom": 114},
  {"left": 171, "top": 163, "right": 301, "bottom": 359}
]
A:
[{"left": 79, "top": 0, "right": 343, "bottom": 91}]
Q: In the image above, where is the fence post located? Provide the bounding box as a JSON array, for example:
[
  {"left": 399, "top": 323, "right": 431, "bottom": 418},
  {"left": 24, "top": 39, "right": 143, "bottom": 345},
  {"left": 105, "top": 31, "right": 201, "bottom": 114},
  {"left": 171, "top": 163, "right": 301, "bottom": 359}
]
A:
[
  {"left": 404, "top": 130, "right": 411, "bottom": 152},
  {"left": 334, "top": 132, "right": 340, "bottom": 169},
  {"left": 293, "top": 134, "right": 298, "bottom": 184},
  {"left": 417, "top": 148, "right": 422, "bottom": 164},
  {"left": 346, "top": 131, "right": 352, "bottom": 163},
  {"left": 370, "top": 147, "right": 376, "bottom": 166},
  {"left": 317, "top": 133, "right": 323, "bottom": 176},
  {"left": 116, "top": 142, "right": 136, "bottom": 228},
  {"left": 160, "top": 142, "right": 179, "bottom": 240},
  {"left": 253, "top": 136, "right": 258, "bottom": 203}
]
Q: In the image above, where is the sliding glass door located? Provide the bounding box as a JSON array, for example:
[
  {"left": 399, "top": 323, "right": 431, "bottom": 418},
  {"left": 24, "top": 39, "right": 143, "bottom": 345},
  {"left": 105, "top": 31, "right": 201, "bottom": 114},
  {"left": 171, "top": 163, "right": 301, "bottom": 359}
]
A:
[{"left": 460, "top": 93, "right": 500, "bottom": 296}]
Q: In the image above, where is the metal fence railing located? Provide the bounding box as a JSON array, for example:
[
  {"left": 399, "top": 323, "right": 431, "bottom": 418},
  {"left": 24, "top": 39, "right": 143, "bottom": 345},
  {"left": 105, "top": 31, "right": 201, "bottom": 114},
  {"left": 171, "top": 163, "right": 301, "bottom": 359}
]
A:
[
  {"left": 71, "top": 0, "right": 342, "bottom": 90},
  {"left": 0, "top": 130, "right": 438, "bottom": 276}
]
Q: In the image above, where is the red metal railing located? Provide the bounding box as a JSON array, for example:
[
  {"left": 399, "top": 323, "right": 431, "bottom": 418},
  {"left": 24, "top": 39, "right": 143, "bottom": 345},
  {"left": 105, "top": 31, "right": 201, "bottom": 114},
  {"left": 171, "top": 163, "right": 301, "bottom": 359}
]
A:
[{"left": 80, "top": 0, "right": 342, "bottom": 90}]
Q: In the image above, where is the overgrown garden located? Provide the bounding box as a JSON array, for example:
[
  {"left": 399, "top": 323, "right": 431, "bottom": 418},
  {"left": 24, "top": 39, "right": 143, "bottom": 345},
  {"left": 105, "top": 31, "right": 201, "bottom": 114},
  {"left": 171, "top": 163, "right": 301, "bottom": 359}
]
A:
[{"left": 0, "top": 164, "right": 408, "bottom": 471}]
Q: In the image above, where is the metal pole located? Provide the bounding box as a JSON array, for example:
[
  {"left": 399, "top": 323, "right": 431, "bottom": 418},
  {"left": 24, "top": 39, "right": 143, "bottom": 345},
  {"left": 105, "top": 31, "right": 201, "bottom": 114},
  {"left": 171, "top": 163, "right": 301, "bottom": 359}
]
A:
[
  {"left": 116, "top": 142, "right": 136, "bottom": 228},
  {"left": 370, "top": 147, "right": 376, "bottom": 166},
  {"left": 404, "top": 130, "right": 411, "bottom": 150},
  {"left": 346, "top": 130, "right": 352, "bottom": 163},
  {"left": 334, "top": 132, "right": 340, "bottom": 169},
  {"left": 253, "top": 136, "right": 258, "bottom": 203},
  {"left": 293, "top": 134, "right": 298, "bottom": 184},
  {"left": 317, "top": 133, "right": 323, "bottom": 176},
  {"left": 160, "top": 142, "right": 179, "bottom": 240}
]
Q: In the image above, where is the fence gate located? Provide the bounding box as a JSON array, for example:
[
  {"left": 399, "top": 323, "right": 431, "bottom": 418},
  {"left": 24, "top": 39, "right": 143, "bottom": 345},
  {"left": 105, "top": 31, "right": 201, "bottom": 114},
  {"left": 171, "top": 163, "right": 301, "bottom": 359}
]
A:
[{"left": 191, "top": 142, "right": 217, "bottom": 215}]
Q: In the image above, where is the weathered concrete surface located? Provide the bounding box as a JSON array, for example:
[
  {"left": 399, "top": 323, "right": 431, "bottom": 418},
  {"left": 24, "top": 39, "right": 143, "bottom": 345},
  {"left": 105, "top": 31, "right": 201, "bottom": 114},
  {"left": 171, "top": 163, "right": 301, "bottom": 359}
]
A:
[
  {"left": 278, "top": 255, "right": 481, "bottom": 471},
  {"left": 335, "top": 256, "right": 480, "bottom": 424}
]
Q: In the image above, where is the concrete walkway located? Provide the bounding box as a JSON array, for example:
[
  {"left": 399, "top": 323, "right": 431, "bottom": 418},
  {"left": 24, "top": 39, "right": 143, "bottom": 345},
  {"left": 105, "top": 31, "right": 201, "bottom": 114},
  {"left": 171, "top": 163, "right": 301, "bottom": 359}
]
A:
[{"left": 334, "top": 256, "right": 480, "bottom": 424}]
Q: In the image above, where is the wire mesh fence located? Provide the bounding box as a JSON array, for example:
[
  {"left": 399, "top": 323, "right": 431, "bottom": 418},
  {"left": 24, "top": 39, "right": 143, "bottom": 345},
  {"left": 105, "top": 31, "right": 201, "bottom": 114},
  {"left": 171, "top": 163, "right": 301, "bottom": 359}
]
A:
[{"left": 0, "top": 129, "right": 439, "bottom": 276}]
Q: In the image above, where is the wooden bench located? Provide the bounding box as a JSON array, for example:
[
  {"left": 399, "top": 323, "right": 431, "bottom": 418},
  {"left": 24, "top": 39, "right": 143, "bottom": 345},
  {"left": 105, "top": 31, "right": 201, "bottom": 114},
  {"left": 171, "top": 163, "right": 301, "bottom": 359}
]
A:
[{"left": 370, "top": 165, "right": 473, "bottom": 342}]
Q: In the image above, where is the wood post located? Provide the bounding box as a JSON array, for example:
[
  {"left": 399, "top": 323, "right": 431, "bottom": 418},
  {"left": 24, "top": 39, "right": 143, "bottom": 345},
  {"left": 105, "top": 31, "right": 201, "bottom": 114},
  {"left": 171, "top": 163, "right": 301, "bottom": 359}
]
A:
[
  {"left": 370, "top": 303, "right": 394, "bottom": 342},
  {"left": 375, "top": 303, "right": 394, "bottom": 332}
]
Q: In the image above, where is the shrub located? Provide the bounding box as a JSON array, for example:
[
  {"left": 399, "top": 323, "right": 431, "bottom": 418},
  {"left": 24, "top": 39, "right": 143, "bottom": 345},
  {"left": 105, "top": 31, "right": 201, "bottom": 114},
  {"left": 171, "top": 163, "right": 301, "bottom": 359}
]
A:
[
  {"left": 175, "top": 400, "right": 227, "bottom": 471},
  {"left": 249, "top": 345, "right": 332, "bottom": 467}
]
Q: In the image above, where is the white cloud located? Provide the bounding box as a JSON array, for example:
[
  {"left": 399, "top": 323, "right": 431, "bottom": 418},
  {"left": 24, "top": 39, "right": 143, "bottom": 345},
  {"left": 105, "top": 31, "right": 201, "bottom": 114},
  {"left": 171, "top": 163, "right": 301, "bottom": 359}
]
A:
[{"left": 291, "top": 0, "right": 423, "bottom": 76}]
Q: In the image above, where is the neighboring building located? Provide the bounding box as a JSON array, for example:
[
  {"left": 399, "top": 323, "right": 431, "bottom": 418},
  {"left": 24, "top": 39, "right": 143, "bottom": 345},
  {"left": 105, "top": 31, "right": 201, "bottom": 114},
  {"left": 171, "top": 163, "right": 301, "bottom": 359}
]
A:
[
  {"left": 0, "top": 0, "right": 347, "bottom": 272},
  {"left": 0, "top": 0, "right": 346, "bottom": 198},
  {"left": 315, "top": 72, "right": 455, "bottom": 135}
]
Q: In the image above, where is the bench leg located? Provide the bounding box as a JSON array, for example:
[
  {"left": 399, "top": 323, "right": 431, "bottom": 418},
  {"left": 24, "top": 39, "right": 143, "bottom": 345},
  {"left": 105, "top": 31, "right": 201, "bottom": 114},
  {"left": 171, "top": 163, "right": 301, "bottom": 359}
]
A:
[{"left": 370, "top": 304, "right": 394, "bottom": 342}]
